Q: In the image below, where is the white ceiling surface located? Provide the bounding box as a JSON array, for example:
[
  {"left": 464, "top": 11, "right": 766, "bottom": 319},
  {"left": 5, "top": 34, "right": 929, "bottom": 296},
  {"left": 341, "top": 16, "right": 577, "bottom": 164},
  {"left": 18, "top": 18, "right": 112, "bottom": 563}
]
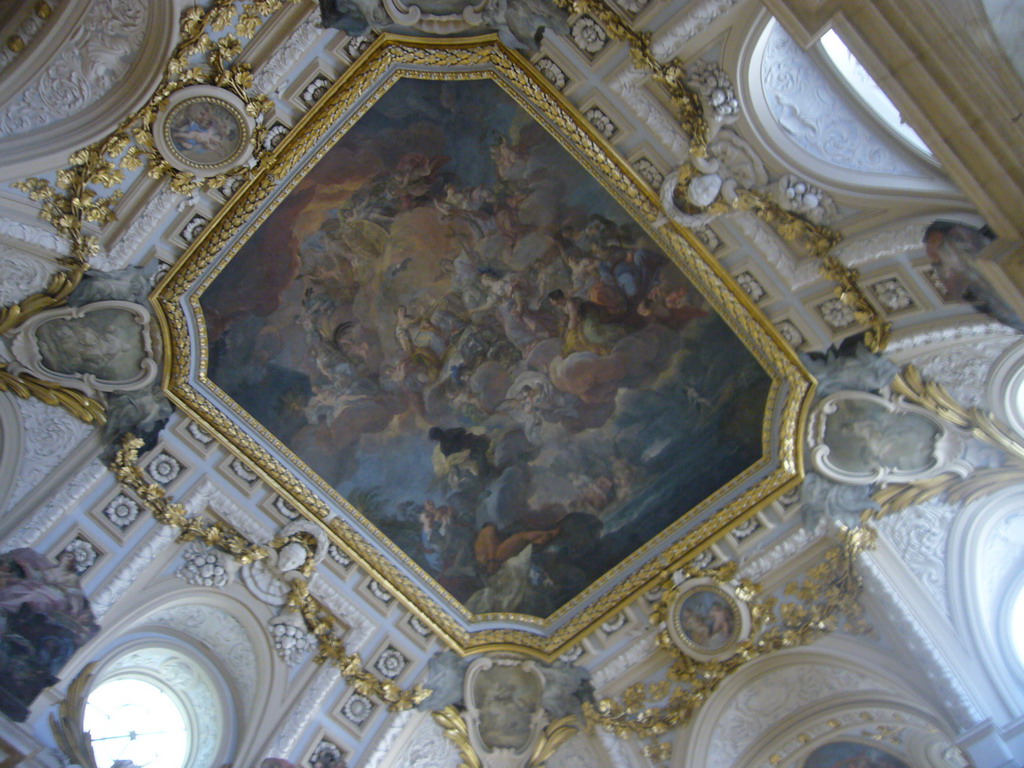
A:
[{"left": 0, "top": 1, "right": 1022, "bottom": 767}]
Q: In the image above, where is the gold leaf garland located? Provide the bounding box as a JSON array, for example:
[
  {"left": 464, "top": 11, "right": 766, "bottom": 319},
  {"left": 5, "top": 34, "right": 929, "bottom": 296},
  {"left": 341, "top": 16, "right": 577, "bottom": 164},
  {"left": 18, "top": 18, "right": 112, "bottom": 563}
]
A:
[
  {"left": 0, "top": 366, "right": 106, "bottom": 424},
  {"left": 549, "top": 0, "right": 709, "bottom": 156},
  {"left": 113, "top": 435, "right": 270, "bottom": 563},
  {"left": 287, "top": 577, "right": 431, "bottom": 711},
  {"left": 584, "top": 527, "right": 874, "bottom": 740},
  {"left": 111, "top": 434, "right": 429, "bottom": 710},
  {"left": 676, "top": 170, "right": 891, "bottom": 354}
]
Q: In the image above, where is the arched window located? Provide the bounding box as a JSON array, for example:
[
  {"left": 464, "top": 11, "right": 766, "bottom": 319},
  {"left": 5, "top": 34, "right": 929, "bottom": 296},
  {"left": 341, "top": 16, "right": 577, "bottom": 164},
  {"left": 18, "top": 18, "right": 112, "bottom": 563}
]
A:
[
  {"left": 1009, "top": 577, "right": 1024, "bottom": 669},
  {"left": 818, "top": 29, "right": 933, "bottom": 157},
  {"left": 80, "top": 643, "right": 231, "bottom": 768},
  {"left": 85, "top": 678, "right": 190, "bottom": 768}
]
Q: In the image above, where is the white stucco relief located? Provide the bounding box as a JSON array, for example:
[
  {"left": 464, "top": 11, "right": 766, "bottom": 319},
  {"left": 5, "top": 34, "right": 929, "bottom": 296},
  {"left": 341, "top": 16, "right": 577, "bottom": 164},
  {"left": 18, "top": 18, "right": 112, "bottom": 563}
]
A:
[
  {"left": 0, "top": 217, "right": 71, "bottom": 257},
  {"left": 5, "top": 397, "right": 92, "bottom": 514},
  {"left": 609, "top": 65, "right": 690, "bottom": 160},
  {"left": 888, "top": 325, "right": 1018, "bottom": 408},
  {"left": 91, "top": 525, "right": 177, "bottom": 618},
  {"left": 1, "top": 458, "right": 104, "bottom": 548},
  {"left": 832, "top": 221, "right": 927, "bottom": 267},
  {"left": 877, "top": 501, "right": 956, "bottom": 616},
  {"left": 547, "top": 733, "right": 607, "bottom": 768},
  {"left": 651, "top": 0, "right": 739, "bottom": 61},
  {"left": 705, "top": 663, "right": 889, "bottom": 768},
  {"left": 146, "top": 602, "right": 259, "bottom": 715},
  {"left": 360, "top": 709, "right": 415, "bottom": 768},
  {"left": 269, "top": 665, "right": 343, "bottom": 758},
  {"left": 859, "top": 552, "right": 983, "bottom": 729},
  {"left": 0, "top": 244, "right": 53, "bottom": 308},
  {"left": 0, "top": 0, "right": 149, "bottom": 138},
  {"left": 760, "top": 23, "right": 925, "bottom": 178},
  {"left": 253, "top": 10, "right": 323, "bottom": 94},
  {"left": 102, "top": 187, "right": 178, "bottom": 270},
  {"left": 394, "top": 714, "right": 460, "bottom": 768}
]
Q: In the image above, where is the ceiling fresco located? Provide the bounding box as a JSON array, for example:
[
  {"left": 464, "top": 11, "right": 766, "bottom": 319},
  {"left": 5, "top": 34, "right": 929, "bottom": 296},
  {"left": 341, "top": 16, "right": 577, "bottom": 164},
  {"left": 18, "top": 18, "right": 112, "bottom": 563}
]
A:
[{"left": 156, "top": 37, "right": 811, "bottom": 655}]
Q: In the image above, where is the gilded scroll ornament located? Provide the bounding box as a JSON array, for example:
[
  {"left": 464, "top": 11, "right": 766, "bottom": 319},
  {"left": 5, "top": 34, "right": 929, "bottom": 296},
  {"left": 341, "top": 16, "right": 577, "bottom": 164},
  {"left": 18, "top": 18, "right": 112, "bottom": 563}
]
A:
[
  {"left": 0, "top": 365, "right": 106, "bottom": 424},
  {"left": 863, "top": 365, "right": 1024, "bottom": 521},
  {"left": 430, "top": 655, "right": 581, "bottom": 768}
]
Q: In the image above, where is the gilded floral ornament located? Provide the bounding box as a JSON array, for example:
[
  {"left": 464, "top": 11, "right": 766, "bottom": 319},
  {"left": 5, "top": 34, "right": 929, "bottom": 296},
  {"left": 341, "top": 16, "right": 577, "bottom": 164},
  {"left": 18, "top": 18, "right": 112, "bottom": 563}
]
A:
[
  {"left": 585, "top": 528, "right": 874, "bottom": 741},
  {"left": 1, "top": 0, "right": 301, "bottom": 422}
]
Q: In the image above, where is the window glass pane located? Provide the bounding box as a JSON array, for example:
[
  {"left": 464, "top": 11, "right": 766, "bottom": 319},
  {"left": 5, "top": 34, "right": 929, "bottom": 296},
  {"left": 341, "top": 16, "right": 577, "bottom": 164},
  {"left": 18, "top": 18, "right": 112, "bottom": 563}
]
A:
[
  {"left": 820, "top": 30, "right": 933, "bottom": 156},
  {"left": 84, "top": 678, "right": 189, "bottom": 768}
]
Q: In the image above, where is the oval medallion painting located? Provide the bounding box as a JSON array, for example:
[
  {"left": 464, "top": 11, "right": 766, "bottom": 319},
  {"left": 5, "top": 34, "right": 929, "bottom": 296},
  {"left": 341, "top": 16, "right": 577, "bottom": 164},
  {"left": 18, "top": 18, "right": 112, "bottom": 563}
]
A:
[
  {"left": 154, "top": 85, "right": 253, "bottom": 175},
  {"left": 677, "top": 587, "right": 739, "bottom": 652},
  {"left": 156, "top": 37, "right": 811, "bottom": 655}
]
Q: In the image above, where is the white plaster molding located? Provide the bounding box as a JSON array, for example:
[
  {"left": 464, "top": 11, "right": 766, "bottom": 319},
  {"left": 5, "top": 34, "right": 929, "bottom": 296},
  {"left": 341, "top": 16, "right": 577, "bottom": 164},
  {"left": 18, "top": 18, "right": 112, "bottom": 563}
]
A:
[
  {"left": 5, "top": 397, "right": 93, "bottom": 513},
  {"left": 183, "top": 477, "right": 274, "bottom": 544},
  {"left": 608, "top": 65, "right": 689, "bottom": 160},
  {"left": 102, "top": 186, "right": 178, "bottom": 269},
  {"left": 832, "top": 221, "right": 927, "bottom": 267},
  {"left": 0, "top": 243, "right": 53, "bottom": 307},
  {"left": 596, "top": 728, "right": 642, "bottom": 768},
  {"left": 732, "top": 211, "right": 818, "bottom": 289},
  {"left": 858, "top": 549, "right": 984, "bottom": 729},
  {"left": 650, "top": 0, "right": 739, "bottom": 61},
  {"left": 876, "top": 501, "right": 957, "bottom": 616},
  {"left": 0, "top": 216, "right": 70, "bottom": 256},
  {"left": 887, "top": 320, "right": 1013, "bottom": 357},
  {"left": 91, "top": 524, "right": 177, "bottom": 618},
  {"left": 547, "top": 733, "right": 609, "bottom": 768},
  {"left": 1, "top": 457, "right": 105, "bottom": 548},
  {"left": 253, "top": 10, "right": 323, "bottom": 94},
  {"left": 738, "top": 519, "right": 825, "bottom": 582},
  {"left": 0, "top": 395, "right": 22, "bottom": 514},
  {"left": 361, "top": 709, "right": 416, "bottom": 768},
  {"left": 0, "top": 0, "right": 149, "bottom": 138},
  {"left": 146, "top": 601, "right": 259, "bottom": 714},
  {"left": 268, "top": 665, "right": 343, "bottom": 758},
  {"left": 592, "top": 632, "right": 656, "bottom": 689}
]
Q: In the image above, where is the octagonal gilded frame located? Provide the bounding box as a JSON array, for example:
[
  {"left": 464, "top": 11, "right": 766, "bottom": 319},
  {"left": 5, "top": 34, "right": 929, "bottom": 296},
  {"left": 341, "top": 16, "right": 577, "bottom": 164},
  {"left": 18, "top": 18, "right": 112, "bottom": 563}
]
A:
[{"left": 152, "top": 34, "right": 814, "bottom": 659}]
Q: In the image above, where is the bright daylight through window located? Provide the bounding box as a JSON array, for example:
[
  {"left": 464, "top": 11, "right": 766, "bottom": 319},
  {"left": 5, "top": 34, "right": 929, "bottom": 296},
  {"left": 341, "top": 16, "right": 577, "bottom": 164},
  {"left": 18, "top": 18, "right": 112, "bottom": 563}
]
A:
[
  {"left": 84, "top": 678, "right": 190, "bottom": 768},
  {"left": 819, "top": 29, "right": 933, "bottom": 156}
]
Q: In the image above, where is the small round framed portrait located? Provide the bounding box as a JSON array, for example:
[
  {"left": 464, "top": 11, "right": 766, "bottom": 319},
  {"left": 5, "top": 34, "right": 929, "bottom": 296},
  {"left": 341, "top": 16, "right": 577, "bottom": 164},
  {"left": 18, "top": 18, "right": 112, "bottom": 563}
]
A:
[
  {"left": 665, "top": 577, "right": 751, "bottom": 662},
  {"left": 153, "top": 85, "right": 254, "bottom": 176}
]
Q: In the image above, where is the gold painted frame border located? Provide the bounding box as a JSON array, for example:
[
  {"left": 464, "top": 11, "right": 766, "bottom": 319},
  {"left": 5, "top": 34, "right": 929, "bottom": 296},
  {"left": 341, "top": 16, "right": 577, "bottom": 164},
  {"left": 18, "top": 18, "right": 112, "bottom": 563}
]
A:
[{"left": 153, "top": 34, "right": 813, "bottom": 658}]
